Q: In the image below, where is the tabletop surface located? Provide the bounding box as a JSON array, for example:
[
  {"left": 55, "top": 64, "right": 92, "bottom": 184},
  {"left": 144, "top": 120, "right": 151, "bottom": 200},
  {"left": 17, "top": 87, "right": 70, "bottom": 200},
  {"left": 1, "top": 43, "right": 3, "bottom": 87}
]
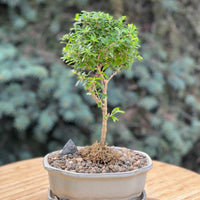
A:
[{"left": 0, "top": 157, "right": 200, "bottom": 200}]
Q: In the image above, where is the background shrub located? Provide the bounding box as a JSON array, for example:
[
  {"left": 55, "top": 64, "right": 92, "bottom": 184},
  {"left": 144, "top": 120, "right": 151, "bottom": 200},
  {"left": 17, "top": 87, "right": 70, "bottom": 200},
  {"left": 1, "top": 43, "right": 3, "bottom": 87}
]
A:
[{"left": 0, "top": 0, "right": 200, "bottom": 172}]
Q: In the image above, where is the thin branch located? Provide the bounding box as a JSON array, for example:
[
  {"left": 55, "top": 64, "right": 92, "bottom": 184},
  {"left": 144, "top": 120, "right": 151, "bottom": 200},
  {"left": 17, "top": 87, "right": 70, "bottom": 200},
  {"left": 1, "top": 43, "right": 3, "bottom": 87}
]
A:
[
  {"left": 102, "top": 79, "right": 108, "bottom": 94},
  {"left": 108, "top": 66, "right": 122, "bottom": 82},
  {"left": 88, "top": 84, "right": 103, "bottom": 108},
  {"left": 88, "top": 86, "right": 100, "bottom": 104},
  {"left": 94, "top": 86, "right": 103, "bottom": 105}
]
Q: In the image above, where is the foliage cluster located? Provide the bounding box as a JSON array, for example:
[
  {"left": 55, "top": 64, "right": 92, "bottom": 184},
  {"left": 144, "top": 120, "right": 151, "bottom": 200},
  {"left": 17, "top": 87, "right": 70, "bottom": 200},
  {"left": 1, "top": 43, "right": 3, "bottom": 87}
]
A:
[{"left": 0, "top": 0, "right": 200, "bottom": 171}]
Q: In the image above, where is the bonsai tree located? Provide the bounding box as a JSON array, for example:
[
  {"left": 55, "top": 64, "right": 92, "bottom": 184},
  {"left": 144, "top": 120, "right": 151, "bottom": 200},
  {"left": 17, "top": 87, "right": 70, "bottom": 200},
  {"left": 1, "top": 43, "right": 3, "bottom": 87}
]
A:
[{"left": 61, "top": 11, "right": 142, "bottom": 146}]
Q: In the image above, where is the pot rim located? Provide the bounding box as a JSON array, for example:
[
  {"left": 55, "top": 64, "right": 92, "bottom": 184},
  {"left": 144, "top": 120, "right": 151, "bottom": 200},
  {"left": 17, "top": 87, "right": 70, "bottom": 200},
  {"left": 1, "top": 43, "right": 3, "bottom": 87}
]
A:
[{"left": 43, "top": 147, "right": 153, "bottom": 178}]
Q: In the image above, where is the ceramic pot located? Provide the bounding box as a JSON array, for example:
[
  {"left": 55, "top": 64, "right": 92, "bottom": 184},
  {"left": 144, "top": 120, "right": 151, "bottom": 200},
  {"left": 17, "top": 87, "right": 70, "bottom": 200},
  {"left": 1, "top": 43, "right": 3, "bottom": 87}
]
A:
[{"left": 43, "top": 148, "right": 152, "bottom": 200}]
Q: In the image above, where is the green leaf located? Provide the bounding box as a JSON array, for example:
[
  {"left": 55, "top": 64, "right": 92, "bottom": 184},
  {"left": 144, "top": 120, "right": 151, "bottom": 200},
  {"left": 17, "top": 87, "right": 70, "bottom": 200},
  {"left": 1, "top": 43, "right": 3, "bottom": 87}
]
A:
[
  {"left": 75, "top": 13, "right": 79, "bottom": 20},
  {"left": 111, "top": 107, "right": 125, "bottom": 115},
  {"left": 111, "top": 115, "right": 119, "bottom": 122},
  {"left": 101, "top": 93, "right": 107, "bottom": 99},
  {"left": 97, "top": 102, "right": 101, "bottom": 108},
  {"left": 102, "top": 72, "right": 109, "bottom": 79},
  {"left": 96, "top": 81, "right": 104, "bottom": 89}
]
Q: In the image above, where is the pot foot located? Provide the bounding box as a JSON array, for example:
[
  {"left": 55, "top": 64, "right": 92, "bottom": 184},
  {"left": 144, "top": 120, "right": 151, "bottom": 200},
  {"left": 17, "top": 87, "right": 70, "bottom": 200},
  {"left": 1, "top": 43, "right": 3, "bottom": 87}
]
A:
[{"left": 48, "top": 189, "right": 146, "bottom": 200}]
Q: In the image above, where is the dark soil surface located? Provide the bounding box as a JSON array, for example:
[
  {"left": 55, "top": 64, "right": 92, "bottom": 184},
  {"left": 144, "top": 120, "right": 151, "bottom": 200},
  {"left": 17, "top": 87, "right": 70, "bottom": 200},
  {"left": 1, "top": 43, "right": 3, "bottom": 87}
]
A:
[{"left": 48, "top": 145, "right": 148, "bottom": 173}]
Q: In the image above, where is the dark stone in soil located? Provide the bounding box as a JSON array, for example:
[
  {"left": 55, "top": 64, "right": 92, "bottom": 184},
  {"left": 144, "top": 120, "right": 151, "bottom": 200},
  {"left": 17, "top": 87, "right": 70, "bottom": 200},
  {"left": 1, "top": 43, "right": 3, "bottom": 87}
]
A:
[{"left": 60, "top": 139, "right": 78, "bottom": 156}]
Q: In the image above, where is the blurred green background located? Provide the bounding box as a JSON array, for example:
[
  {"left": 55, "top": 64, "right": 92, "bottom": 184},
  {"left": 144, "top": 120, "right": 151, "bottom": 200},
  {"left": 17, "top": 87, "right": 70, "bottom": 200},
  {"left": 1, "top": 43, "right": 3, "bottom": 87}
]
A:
[{"left": 0, "top": 0, "right": 200, "bottom": 172}]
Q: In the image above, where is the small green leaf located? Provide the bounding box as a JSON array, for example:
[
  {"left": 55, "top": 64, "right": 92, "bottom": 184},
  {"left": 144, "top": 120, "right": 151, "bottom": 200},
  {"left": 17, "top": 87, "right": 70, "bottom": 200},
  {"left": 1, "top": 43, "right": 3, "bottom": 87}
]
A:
[
  {"left": 101, "top": 93, "right": 107, "bottom": 99},
  {"left": 84, "top": 84, "right": 90, "bottom": 90},
  {"left": 96, "top": 81, "right": 104, "bottom": 89},
  {"left": 111, "top": 116, "right": 118, "bottom": 122},
  {"left": 111, "top": 107, "right": 125, "bottom": 115},
  {"left": 97, "top": 102, "right": 101, "bottom": 108},
  {"left": 117, "top": 110, "right": 125, "bottom": 114},
  {"left": 102, "top": 72, "right": 109, "bottom": 79},
  {"left": 75, "top": 13, "right": 79, "bottom": 20},
  {"left": 137, "top": 55, "right": 143, "bottom": 60}
]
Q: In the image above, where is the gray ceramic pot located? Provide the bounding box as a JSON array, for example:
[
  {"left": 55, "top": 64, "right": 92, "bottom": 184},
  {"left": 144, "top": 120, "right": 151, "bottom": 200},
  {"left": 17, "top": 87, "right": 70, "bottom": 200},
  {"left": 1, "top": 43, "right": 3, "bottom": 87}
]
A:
[{"left": 43, "top": 148, "right": 152, "bottom": 200}]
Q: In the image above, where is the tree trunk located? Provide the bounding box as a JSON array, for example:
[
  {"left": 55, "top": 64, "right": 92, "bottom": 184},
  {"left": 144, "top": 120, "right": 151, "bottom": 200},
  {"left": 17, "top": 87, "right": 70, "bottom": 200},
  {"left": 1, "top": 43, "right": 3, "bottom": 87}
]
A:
[
  {"left": 100, "top": 81, "right": 108, "bottom": 145},
  {"left": 100, "top": 106, "right": 108, "bottom": 145}
]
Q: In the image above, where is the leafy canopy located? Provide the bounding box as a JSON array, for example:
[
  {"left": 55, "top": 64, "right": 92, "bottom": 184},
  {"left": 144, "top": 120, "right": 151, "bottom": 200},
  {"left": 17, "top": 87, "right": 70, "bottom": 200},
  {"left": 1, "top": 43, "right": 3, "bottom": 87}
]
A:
[
  {"left": 61, "top": 11, "right": 142, "bottom": 71},
  {"left": 61, "top": 11, "right": 142, "bottom": 127}
]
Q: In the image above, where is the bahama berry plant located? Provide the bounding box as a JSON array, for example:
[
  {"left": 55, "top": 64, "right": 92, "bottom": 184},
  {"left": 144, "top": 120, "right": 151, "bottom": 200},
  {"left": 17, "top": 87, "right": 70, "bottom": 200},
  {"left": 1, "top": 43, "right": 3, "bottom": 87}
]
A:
[{"left": 61, "top": 11, "right": 142, "bottom": 146}]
